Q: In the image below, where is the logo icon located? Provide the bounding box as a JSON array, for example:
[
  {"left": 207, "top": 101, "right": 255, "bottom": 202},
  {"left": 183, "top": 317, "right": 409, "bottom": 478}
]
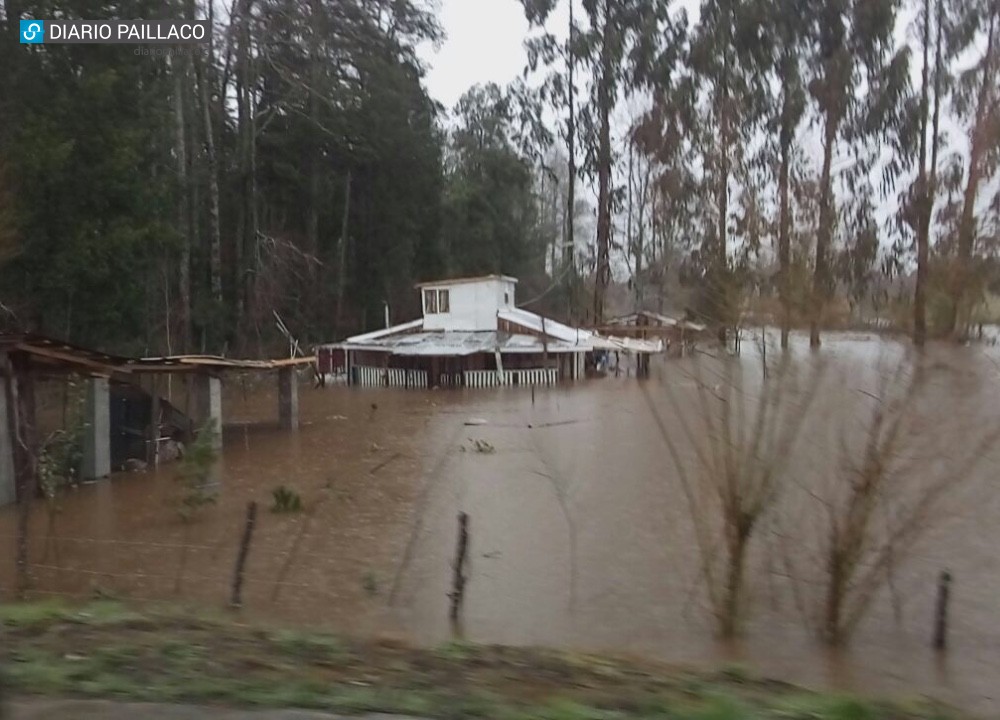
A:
[{"left": 20, "top": 19, "right": 45, "bottom": 44}]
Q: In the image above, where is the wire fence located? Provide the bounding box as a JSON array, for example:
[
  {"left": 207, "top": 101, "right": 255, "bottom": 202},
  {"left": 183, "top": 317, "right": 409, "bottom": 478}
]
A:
[{"left": 0, "top": 505, "right": 393, "bottom": 613}]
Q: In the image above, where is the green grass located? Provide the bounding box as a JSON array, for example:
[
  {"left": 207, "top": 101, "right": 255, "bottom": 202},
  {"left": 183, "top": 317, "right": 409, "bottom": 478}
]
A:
[
  {"left": 0, "top": 600, "right": 965, "bottom": 720},
  {"left": 0, "top": 599, "right": 71, "bottom": 626}
]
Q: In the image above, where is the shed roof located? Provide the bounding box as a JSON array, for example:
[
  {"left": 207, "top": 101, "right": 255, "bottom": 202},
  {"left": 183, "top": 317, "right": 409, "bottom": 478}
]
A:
[
  {"left": 498, "top": 307, "right": 593, "bottom": 345},
  {"left": 605, "top": 311, "right": 707, "bottom": 333},
  {"left": 414, "top": 274, "right": 518, "bottom": 288},
  {"left": 0, "top": 333, "right": 314, "bottom": 376}
]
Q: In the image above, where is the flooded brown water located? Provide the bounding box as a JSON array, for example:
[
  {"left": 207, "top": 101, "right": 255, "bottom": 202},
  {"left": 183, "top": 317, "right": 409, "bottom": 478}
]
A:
[{"left": 2, "top": 332, "right": 1000, "bottom": 713}]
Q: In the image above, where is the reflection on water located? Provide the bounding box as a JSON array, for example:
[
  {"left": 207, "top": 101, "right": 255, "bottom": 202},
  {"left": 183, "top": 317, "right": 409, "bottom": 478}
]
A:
[{"left": 2, "top": 331, "right": 1000, "bottom": 713}]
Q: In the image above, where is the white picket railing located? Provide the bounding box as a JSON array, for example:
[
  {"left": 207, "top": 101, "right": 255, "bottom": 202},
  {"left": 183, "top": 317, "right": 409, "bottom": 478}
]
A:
[
  {"left": 353, "top": 366, "right": 557, "bottom": 389},
  {"left": 464, "top": 368, "right": 558, "bottom": 388},
  {"left": 353, "top": 366, "right": 427, "bottom": 388}
]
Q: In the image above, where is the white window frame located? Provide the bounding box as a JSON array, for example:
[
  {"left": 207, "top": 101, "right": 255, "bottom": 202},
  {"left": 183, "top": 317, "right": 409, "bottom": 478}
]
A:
[
  {"left": 424, "top": 288, "right": 438, "bottom": 314},
  {"left": 438, "top": 289, "right": 450, "bottom": 313}
]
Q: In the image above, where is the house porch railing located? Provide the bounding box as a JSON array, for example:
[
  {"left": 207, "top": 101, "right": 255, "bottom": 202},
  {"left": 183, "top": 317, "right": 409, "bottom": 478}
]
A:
[{"left": 464, "top": 368, "right": 558, "bottom": 388}]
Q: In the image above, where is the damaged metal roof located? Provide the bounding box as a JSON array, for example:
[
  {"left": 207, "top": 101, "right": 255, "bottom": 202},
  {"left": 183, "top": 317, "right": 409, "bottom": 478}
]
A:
[
  {"left": 326, "top": 307, "right": 664, "bottom": 356},
  {"left": 339, "top": 331, "right": 586, "bottom": 356}
]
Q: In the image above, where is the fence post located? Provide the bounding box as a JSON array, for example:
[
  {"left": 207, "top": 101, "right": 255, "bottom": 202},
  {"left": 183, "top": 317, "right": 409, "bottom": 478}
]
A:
[
  {"left": 933, "top": 569, "right": 952, "bottom": 650},
  {"left": 448, "top": 512, "right": 469, "bottom": 621},
  {"left": 230, "top": 501, "right": 258, "bottom": 608}
]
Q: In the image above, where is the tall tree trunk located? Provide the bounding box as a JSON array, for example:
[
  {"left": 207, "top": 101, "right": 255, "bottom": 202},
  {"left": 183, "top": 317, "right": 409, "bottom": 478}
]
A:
[
  {"left": 950, "top": 9, "right": 997, "bottom": 339},
  {"left": 173, "top": 55, "right": 192, "bottom": 354},
  {"left": 811, "top": 112, "right": 837, "bottom": 349},
  {"left": 627, "top": 139, "right": 636, "bottom": 304},
  {"left": 234, "top": 0, "right": 257, "bottom": 340},
  {"left": 913, "top": 0, "right": 933, "bottom": 347},
  {"left": 714, "top": 10, "right": 732, "bottom": 331},
  {"left": 778, "top": 56, "right": 797, "bottom": 350},
  {"left": 335, "top": 169, "right": 352, "bottom": 336},
  {"left": 192, "top": 0, "right": 221, "bottom": 351},
  {"left": 198, "top": 66, "right": 222, "bottom": 308},
  {"left": 593, "top": 0, "right": 613, "bottom": 324},
  {"left": 564, "top": 0, "right": 577, "bottom": 316},
  {"left": 307, "top": 0, "right": 322, "bottom": 259}
]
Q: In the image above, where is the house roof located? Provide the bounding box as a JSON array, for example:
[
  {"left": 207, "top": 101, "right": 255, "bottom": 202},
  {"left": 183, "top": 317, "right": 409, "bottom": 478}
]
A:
[
  {"left": 498, "top": 307, "right": 593, "bottom": 345},
  {"left": 338, "top": 319, "right": 423, "bottom": 345},
  {"left": 414, "top": 274, "right": 518, "bottom": 289},
  {"left": 336, "top": 331, "right": 586, "bottom": 356},
  {"left": 324, "top": 307, "right": 664, "bottom": 355}
]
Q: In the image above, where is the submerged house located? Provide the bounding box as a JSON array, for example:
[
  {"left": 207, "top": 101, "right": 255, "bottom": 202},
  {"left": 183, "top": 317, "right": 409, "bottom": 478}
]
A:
[{"left": 317, "top": 275, "right": 661, "bottom": 388}]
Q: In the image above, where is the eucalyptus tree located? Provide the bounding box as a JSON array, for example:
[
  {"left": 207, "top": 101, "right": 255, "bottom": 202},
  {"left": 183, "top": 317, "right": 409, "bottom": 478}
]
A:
[
  {"left": 683, "top": 0, "right": 772, "bottom": 331},
  {"left": 805, "top": 0, "right": 909, "bottom": 348},
  {"left": 895, "top": 0, "right": 975, "bottom": 344},
  {"left": 765, "top": 0, "right": 811, "bottom": 348},
  {"left": 946, "top": 0, "right": 999, "bottom": 338},
  {"left": 520, "top": 0, "right": 582, "bottom": 306},
  {"left": 580, "top": 0, "right": 686, "bottom": 323}
]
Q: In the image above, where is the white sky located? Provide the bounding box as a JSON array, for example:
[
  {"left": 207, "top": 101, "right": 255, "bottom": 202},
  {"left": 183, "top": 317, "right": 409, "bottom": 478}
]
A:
[{"left": 419, "top": 0, "right": 566, "bottom": 111}]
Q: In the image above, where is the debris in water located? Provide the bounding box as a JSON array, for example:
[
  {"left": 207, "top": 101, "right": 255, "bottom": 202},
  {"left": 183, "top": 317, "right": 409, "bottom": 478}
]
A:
[
  {"left": 466, "top": 438, "right": 495, "bottom": 454},
  {"left": 526, "top": 420, "right": 581, "bottom": 429},
  {"left": 369, "top": 452, "right": 402, "bottom": 475},
  {"left": 465, "top": 418, "right": 489, "bottom": 426},
  {"left": 124, "top": 458, "right": 148, "bottom": 473}
]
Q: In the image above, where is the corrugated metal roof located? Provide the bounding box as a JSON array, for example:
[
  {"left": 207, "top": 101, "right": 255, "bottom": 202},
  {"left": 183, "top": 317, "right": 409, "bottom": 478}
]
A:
[
  {"left": 606, "top": 311, "right": 707, "bottom": 332},
  {"left": 337, "top": 331, "right": 586, "bottom": 356},
  {"left": 498, "top": 308, "right": 594, "bottom": 345},
  {"left": 0, "top": 333, "right": 315, "bottom": 376},
  {"left": 324, "top": 308, "right": 664, "bottom": 356},
  {"left": 338, "top": 319, "right": 423, "bottom": 345},
  {"left": 591, "top": 335, "right": 665, "bottom": 353}
]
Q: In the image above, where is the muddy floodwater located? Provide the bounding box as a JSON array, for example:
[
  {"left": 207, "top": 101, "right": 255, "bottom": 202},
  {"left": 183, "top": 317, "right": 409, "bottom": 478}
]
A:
[{"left": 3, "top": 331, "right": 1000, "bottom": 713}]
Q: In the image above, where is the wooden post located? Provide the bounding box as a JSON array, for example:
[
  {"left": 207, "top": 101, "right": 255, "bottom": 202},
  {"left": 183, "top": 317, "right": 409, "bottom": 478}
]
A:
[
  {"left": 933, "top": 570, "right": 951, "bottom": 651},
  {"left": 448, "top": 512, "right": 469, "bottom": 621},
  {"left": 230, "top": 501, "right": 258, "bottom": 608},
  {"left": 4, "top": 353, "right": 38, "bottom": 599},
  {"left": 147, "top": 385, "right": 161, "bottom": 467}
]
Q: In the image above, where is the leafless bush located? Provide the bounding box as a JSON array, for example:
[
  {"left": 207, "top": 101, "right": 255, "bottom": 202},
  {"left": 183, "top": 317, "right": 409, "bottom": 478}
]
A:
[
  {"left": 785, "top": 362, "right": 1000, "bottom": 645},
  {"left": 644, "top": 349, "right": 822, "bottom": 637}
]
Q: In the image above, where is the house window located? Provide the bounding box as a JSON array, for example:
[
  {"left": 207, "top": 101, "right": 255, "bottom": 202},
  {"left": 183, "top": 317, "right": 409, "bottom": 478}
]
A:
[
  {"left": 424, "top": 289, "right": 437, "bottom": 314},
  {"left": 438, "top": 289, "right": 450, "bottom": 313},
  {"left": 504, "top": 291, "right": 509, "bottom": 305}
]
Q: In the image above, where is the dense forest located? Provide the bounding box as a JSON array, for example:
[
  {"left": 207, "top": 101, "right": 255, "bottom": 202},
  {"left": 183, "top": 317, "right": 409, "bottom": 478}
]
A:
[{"left": 0, "top": 0, "right": 997, "bottom": 356}]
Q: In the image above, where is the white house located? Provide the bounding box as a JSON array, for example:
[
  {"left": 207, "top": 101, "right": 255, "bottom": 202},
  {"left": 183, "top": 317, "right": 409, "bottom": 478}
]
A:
[{"left": 316, "top": 274, "right": 662, "bottom": 389}]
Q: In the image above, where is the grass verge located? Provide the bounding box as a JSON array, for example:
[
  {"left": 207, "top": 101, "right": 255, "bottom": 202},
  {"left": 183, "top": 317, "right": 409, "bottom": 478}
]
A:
[{"left": 0, "top": 600, "right": 960, "bottom": 719}]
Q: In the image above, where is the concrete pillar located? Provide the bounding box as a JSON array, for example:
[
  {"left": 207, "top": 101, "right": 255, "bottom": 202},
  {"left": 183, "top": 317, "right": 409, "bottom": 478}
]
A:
[
  {"left": 193, "top": 373, "right": 223, "bottom": 450},
  {"left": 278, "top": 367, "right": 299, "bottom": 430},
  {"left": 0, "top": 375, "right": 15, "bottom": 506},
  {"left": 82, "top": 377, "right": 111, "bottom": 480}
]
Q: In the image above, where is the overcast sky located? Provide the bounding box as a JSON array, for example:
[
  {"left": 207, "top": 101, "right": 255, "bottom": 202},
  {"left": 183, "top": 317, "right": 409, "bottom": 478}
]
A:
[{"left": 419, "top": 0, "right": 566, "bottom": 111}]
